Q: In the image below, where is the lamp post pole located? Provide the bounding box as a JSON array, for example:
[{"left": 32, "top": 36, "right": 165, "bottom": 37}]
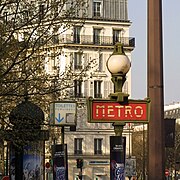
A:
[{"left": 148, "top": 0, "right": 164, "bottom": 179}]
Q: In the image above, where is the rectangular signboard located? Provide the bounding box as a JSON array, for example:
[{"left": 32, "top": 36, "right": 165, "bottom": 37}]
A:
[
  {"left": 50, "top": 101, "right": 77, "bottom": 126},
  {"left": 87, "top": 98, "right": 150, "bottom": 123},
  {"left": 52, "top": 144, "right": 68, "bottom": 180},
  {"left": 110, "top": 136, "right": 126, "bottom": 180},
  {"left": 125, "top": 157, "right": 137, "bottom": 177},
  {"left": 10, "top": 141, "right": 44, "bottom": 180}
]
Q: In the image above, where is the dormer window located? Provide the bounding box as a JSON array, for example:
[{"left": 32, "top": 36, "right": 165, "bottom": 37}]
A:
[{"left": 93, "top": 0, "right": 102, "bottom": 17}]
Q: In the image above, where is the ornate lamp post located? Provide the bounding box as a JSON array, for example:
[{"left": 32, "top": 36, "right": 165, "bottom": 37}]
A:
[
  {"left": 87, "top": 42, "right": 150, "bottom": 179},
  {"left": 106, "top": 42, "right": 131, "bottom": 135},
  {"left": 107, "top": 42, "right": 131, "bottom": 180}
]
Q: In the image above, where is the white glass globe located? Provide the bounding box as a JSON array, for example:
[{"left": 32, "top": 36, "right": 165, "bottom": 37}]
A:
[{"left": 106, "top": 54, "right": 131, "bottom": 74}]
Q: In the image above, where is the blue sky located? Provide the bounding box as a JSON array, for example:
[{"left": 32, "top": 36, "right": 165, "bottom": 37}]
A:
[{"left": 128, "top": 0, "right": 180, "bottom": 105}]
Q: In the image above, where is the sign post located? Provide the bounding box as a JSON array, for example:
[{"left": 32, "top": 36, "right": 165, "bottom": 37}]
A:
[{"left": 50, "top": 102, "right": 76, "bottom": 180}]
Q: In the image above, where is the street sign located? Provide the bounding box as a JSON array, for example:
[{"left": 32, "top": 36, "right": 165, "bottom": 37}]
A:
[
  {"left": 87, "top": 98, "right": 150, "bottom": 123},
  {"left": 165, "top": 169, "right": 169, "bottom": 177},
  {"left": 50, "top": 101, "right": 77, "bottom": 126}
]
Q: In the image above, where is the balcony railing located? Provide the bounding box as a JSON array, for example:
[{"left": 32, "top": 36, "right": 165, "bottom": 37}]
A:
[
  {"left": 50, "top": 34, "right": 135, "bottom": 47},
  {"left": 74, "top": 93, "right": 84, "bottom": 98},
  {"left": 74, "top": 150, "right": 83, "bottom": 155},
  {"left": 74, "top": 65, "right": 83, "bottom": 70},
  {"left": 94, "top": 150, "right": 102, "bottom": 155},
  {"left": 94, "top": 93, "right": 102, "bottom": 98}
]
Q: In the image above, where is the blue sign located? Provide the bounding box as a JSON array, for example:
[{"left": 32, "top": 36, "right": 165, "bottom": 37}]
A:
[{"left": 55, "top": 113, "right": 64, "bottom": 123}]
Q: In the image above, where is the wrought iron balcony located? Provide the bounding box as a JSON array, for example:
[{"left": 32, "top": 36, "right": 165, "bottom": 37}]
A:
[
  {"left": 74, "top": 150, "right": 83, "bottom": 155},
  {"left": 94, "top": 150, "right": 102, "bottom": 155},
  {"left": 50, "top": 34, "right": 135, "bottom": 48},
  {"left": 94, "top": 93, "right": 102, "bottom": 98}
]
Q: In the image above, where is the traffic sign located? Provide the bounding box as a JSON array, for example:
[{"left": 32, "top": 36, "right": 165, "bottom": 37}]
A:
[
  {"left": 50, "top": 101, "right": 77, "bottom": 126},
  {"left": 2, "top": 176, "right": 9, "bottom": 180},
  {"left": 87, "top": 98, "right": 150, "bottom": 123},
  {"left": 165, "top": 169, "right": 169, "bottom": 177},
  {"left": 45, "top": 162, "right": 51, "bottom": 169}
]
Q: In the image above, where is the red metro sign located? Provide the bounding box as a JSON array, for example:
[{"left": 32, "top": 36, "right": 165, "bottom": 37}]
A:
[{"left": 87, "top": 98, "right": 150, "bottom": 123}]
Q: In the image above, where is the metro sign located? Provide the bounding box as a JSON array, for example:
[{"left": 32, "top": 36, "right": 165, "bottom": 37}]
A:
[{"left": 87, "top": 98, "right": 150, "bottom": 123}]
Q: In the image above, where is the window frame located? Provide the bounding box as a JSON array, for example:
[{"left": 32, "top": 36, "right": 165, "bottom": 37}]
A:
[
  {"left": 74, "top": 80, "right": 83, "bottom": 98},
  {"left": 73, "top": 26, "right": 81, "bottom": 43},
  {"left": 93, "top": 28, "right": 101, "bottom": 44},
  {"left": 113, "top": 29, "right": 121, "bottom": 44},
  {"left": 93, "top": 0, "right": 102, "bottom": 17},
  {"left": 74, "top": 52, "right": 82, "bottom": 70},
  {"left": 94, "top": 138, "right": 103, "bottom": 155},
  {"left": 94, "top": 80, "right": 102, "bottom": 98},
  {"left": 74, "top": 138, "right": 83, "bottom": 155}
]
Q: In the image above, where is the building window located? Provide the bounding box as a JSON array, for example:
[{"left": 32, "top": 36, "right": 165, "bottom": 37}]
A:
[
  {"left": 113, "top": 30, "right": 121, "bottom": 44},
  {"left": 94, "top": 138, "right": 102, "bottom": 155},
  {"left": 74, "top": 138, "right": 83, "bottom": 155},
  {"left": 74, "top": 52, "right": 82, "bottom": 70},
  {"left": 93, "top": 29, "right": 101, "bottom": 44},
  {"left": 39, "top": 4, "right": 45, "bottom": 19},
  {"left": 52, "top": 34, "right": 59, "bottom": 44},
  {"left": 23, "top": 10, "right": 29, "bottom": 21},
  {"left": 73, "top": 27, "right": 81, "bottom": 43},
  {"left": 3, "top": 12, "right": 8, "bottom": 23},
  {"left": 94, "top": 81, "right": 102, "bottom": 98},
  {"left": 93, "top": 0, "right": 102, "bottom": 17},
  {"left": 74, "top": 80, "right": 82, "bottom": 98},
  {"left": 53, "top": 1, "right": 59, "bottom": 17}
]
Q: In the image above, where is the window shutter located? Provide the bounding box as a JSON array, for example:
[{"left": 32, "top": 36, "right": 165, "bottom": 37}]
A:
[
  {"left": 104, "top": 81, "right": 109, "bottom": 98},
  {"left": 103, "top": 54, "right": 110, "bottom": 72},
  {"left": 70, "top": 52, "right": 74, "bottom": 70},
  {"left": 99, "top": 52, "right": 103, "bottom": 72},
  {"left": 74, "top": 138, "right": 77, "bottom": 151},
  {"left": 110, "top": 81, "right": 114, "bottom": 94},
  {"left": 94, "top": 139, "right": 97, "bottom": 152},
  {"left": 90, "top": 81, "right": 93, "bottom": 97},
  {"left": 84, "top": 81, "right": 89, "bottom": 97},
  {"left": 83, "top": 53, "right": 89, "bottom": 67}
]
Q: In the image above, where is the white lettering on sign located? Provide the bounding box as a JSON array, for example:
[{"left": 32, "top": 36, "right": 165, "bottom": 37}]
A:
[{"left": 93, "top": 103, "right": 146, "bottom": 120}]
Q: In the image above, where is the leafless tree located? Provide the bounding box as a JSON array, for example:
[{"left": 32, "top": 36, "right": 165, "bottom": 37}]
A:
[
  {"left": 0, "top": 0, "right": 98, "bottom": 147},
  {"left": 0, "top": 0, "right": 96, "bottom": 123}
]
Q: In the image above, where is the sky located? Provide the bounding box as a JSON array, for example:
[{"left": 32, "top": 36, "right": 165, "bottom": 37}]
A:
[{"left": 128, "top": 0, "right": 180, "bottom": 105}]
